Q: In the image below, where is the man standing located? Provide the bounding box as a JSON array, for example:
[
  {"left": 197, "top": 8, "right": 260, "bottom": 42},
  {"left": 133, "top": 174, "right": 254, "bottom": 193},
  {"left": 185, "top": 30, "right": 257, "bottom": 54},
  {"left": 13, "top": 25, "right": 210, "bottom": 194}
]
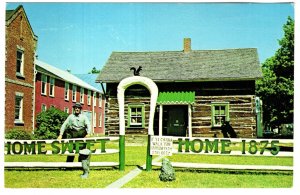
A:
[{"left": 58, "top": 102, "right": 91, "bottom": 162}]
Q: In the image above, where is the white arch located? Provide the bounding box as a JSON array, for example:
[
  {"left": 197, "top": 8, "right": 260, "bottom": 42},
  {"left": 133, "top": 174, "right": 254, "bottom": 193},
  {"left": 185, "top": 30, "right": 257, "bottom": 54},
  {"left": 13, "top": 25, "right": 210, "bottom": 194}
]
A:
[{"left": 117, "top": 76, "right": 158, "bottom": 136}]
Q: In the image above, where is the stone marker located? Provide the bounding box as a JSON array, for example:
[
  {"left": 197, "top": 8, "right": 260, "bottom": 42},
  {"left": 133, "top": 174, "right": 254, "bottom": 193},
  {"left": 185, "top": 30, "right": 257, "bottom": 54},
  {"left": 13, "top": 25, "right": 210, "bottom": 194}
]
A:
[{"left": 159, "top": 158, "right": 176, "bottom": 182}]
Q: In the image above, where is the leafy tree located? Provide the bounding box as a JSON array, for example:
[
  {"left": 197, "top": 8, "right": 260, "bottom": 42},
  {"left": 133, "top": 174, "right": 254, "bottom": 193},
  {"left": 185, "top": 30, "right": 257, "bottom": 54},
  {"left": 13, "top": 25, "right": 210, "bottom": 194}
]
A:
[
  {"left": 256, "top": 16, "right": 294, "bottom": 129},
  {"left": 34, "top": 107, "right": 69, "bottom": 139},
  {"left": 89, "top": 67, "right": 101, "bottom": 74}
]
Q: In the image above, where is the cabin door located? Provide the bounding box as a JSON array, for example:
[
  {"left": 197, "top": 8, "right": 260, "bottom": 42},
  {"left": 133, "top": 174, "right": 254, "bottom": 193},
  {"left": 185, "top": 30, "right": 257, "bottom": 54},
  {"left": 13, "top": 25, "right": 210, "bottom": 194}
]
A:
[{"left": 164, "top": 105, "right": 188, "bottom": 136}]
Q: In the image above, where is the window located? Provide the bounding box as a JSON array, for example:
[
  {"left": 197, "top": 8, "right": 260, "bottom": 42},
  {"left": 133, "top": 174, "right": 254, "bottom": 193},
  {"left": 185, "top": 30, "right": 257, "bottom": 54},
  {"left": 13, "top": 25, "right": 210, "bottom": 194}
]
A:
[
  {"left": 93, "top": 112, "right": 96, "bottom": 127},
  {"left": 87, "top": 90, "right": 91, "bottom": 105},
  {"left": 41, "top": 104, "right": 47, "bottom": 112},
  {"left": 99, "top": 112, "right": 102, "bottom": 127},
  {"left": 16, "top": 49, "right": 24, "bottom": 76},
  {"left": 211, "top": 102, "right": 229, "bottom": 127},
  {"left": 49, "top": 77, "right": 55, "bottom": 97},
  {"left": 93, "top": 92, "right": 97, "bottom": 106},
  {"left": 80, "top": 87, "right": 84, "bottom": 104},
  {"left": 72, "top": 85, "right": 77, "bottom": 102},
  {"left": 14, "top": 92, "right": 24, "bottom": 123},
  {"left": 64, "top": 107, "right": 69, "bottom": 114},
  {"left": 99, "top": 94, "right": 102, "bottom": 107},
  {"left": 41, "top": 74, "right": 47, "bottom": 95},
  {"left": 127, "top": 104, "right": 145, "bottom": 128},
  {"left": 64, "top": 83, "right": 69, "bottom": 100}
]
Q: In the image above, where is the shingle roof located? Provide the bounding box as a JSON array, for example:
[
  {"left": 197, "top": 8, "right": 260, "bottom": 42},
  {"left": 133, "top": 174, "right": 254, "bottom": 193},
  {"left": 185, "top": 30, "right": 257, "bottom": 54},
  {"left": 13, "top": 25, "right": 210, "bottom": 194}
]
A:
[
  {"left": 6, "top": 5, "right": 37, "bottom": 40},
  {"left": 96, "top": 48, "right": 262, "bottom": 83},
  {"left": 6, "top": 10, "right": 15, "bottom": 20},
  {"left": 5, "top": 5, "right": 22, "bottom": 21},
  {"left": 35, "top": 60, "right": 101, "bottom": 92}
]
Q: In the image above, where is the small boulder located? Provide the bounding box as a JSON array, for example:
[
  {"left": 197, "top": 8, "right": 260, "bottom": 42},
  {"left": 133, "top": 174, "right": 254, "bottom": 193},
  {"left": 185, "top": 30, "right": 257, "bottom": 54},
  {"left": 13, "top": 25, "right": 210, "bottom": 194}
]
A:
[{"left": 159, "top": 158, "right": 176, "bottom": 182}]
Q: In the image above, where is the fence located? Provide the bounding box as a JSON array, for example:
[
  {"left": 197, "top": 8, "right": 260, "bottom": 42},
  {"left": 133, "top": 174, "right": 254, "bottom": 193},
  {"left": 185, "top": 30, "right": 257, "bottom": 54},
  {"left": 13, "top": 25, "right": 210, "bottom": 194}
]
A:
[
  {"left": 4, "top": 137, "right": 122, "bottom": 169},
  {"left": 5, "top": 136, "right": 294, "bottom": 172},
  {"left": 149, "top": 136, "right": 293, "bottom": 171}
]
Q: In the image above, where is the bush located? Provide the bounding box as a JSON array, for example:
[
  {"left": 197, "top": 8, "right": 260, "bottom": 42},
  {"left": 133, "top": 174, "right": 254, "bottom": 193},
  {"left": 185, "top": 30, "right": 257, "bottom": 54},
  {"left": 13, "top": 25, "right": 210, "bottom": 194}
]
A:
[
  {"left": 5, "top": 129, "right": 33, "bottom": 140},
  {"left": 34, "top": 107, "right": 69, "bottom": 139}
]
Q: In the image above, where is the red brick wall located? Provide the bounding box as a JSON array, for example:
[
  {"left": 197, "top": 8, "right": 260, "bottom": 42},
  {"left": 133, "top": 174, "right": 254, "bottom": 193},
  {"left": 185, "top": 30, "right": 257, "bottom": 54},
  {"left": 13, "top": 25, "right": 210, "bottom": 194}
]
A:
[
  {"left": 5, "top": 7, "right": 37, "bottom": 132},
  {"left": 35, "top": 73, "right": 105, "bottom": 134}
]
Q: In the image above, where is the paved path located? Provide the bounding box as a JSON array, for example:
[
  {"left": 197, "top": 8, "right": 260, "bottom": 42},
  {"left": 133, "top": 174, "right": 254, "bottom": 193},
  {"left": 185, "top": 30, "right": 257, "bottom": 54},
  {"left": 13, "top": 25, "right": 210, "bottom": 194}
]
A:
[{"left": 105, "top": 156, "right": 163, "bottom": 188}]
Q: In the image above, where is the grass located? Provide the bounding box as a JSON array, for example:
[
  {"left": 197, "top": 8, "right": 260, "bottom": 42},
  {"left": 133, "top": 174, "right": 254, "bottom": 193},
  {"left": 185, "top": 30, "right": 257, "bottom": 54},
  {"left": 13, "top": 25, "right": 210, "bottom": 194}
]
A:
[
  {"left": 124, "top": 169, "right": 293, "bottom": 188},
  {"left": 4, "top": 136, "right": 294, "bottom": 188}
]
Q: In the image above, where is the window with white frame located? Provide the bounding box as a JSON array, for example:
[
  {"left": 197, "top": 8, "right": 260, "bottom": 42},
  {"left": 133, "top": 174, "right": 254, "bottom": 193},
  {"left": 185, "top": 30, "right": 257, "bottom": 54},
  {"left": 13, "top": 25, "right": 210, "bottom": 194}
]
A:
[
  {"left": 64, "top": 82, "right": 69, "bottom": 100},
  {"left": 80, "top": 87, "right": 84, "bottom": 104},
  {"left": 16, "top": 49, "right": 24, "bottom": 77},
  {"left": 211, "top": 102, "right": 230, "bottom": 127},
  {"left": 93, "top": 112, "right": 96, "bottom": 127},
  {"left": 41, "top": 104, "right": 47, "bottom": 112},
  {"left": 41, "top": 74, "right": 47, "bottom": 95},
  {"left": 64, "top": 107, "right": 69, "bottom": 114},
  {"left": 99, "top": 112, "right": 102, "bottom": 127},
  {"left": 87, "top": 90, "right": 91, "bottom": 105},
  {"left": 93, "top": 92, "right": 97, "bottom": 106},
  {"left": 72, "top": 85, "right": 77, "bottom": 102},
  {"left": 127, "top": 104, "right": 145, "bottom": 128},
  {"left": 99, "top": 94, "right": 102, "bottom": 107},
  {"left": 14, "top": 92, "right": 24, "bottom": 123},
  {"left": 49, "top": 77, "right": 55, "bottom": 97}
]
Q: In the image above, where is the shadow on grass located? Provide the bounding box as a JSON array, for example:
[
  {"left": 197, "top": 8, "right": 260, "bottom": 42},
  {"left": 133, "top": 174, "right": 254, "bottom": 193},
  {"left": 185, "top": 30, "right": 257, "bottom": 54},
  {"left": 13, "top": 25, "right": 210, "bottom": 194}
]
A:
[
  {"left": 149, "top": 167, "right": 292, "bottom": 176},
  {"left": 4, "top": 166, "right": 119, "bottom": 171}
]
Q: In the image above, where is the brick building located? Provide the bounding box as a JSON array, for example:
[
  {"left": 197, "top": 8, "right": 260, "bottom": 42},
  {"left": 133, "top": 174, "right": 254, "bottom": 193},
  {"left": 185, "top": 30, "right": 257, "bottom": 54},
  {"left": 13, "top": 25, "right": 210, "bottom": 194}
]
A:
[
  {"left": 35, "top": 60, "right": 105, "bottom": 135},
  {"left": 5, "top": 5, "right": 38, "bottom": 132}
]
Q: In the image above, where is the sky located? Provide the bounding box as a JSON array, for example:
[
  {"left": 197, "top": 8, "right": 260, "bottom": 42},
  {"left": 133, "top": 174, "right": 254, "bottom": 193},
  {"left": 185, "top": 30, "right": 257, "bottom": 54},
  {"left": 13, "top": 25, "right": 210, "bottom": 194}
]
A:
[{"left": 4, "top": 1, "right": 295, "bottom": 74}]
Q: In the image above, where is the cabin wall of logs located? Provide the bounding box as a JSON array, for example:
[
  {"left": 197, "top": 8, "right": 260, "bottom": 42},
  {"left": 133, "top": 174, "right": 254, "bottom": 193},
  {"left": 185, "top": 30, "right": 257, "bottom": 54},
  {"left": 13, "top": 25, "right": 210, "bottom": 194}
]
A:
[{"left": 104, "top": 81, "right": 257, "bottom": 138}]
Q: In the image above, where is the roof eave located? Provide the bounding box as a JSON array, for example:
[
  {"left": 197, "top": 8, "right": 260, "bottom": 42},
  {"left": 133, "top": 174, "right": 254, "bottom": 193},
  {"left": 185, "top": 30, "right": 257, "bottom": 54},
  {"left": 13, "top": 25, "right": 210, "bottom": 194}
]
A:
[{"left": 96, "top": 77, "right": 262, "bottom": 83}]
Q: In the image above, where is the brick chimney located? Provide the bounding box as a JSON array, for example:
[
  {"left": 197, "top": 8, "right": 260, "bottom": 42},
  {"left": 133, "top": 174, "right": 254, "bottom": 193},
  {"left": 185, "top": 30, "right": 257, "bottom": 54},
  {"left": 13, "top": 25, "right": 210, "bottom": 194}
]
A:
[{"left": 183, "top": 38, "right": 191, "bottom": 53}]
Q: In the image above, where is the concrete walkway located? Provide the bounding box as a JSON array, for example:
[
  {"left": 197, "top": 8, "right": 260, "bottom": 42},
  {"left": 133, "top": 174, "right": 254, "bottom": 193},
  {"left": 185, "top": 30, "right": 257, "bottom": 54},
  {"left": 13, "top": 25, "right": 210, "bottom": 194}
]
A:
[{"left": 105, "top": 156, "right": 163, "bottom": 188}]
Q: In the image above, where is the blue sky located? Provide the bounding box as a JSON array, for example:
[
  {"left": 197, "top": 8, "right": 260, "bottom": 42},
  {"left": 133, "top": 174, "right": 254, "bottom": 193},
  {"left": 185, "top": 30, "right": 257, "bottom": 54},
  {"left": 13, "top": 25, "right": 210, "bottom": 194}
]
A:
[{"left": 5, "top": 2, "right": 294, "bottom": 74}]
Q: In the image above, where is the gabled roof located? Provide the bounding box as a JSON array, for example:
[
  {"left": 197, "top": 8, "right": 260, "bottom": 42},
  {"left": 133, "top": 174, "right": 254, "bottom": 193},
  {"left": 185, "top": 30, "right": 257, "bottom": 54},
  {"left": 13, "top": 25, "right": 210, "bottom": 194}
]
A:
[
  {"left": 74, "top": 74, "right": 105, "bottom": 94},
  {"left": 6, "top": 5, "right": 38, "bottom": 40},
  {"left": 96, "top": 48, "right": 262, "bottom": 83},
  {"left": 35, "top": 60, "right": 101, "bottom": 93}
]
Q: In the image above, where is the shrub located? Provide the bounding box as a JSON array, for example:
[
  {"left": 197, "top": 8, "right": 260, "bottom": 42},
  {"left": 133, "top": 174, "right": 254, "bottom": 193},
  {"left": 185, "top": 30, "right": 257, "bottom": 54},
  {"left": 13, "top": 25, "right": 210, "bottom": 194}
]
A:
[
  {"left": 5, "top": 129, "right": 33, "bottom": 140},
  {"left": 34, "top": 107, "right": 69, "bottom": 139}
]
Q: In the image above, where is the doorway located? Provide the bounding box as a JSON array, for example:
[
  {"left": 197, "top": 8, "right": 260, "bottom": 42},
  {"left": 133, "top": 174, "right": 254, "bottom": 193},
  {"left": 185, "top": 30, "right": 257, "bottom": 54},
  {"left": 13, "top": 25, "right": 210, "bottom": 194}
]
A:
[{"left": 163, "top": 105, "right": 188, "bottom": 136}]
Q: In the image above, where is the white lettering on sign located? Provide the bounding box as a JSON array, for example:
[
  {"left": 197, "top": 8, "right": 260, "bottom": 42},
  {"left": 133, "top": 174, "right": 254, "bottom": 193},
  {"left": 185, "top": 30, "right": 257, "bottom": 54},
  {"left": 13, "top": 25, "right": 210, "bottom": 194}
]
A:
[{"left": 150, "top": 136, "right": 173, "bottom": 156}]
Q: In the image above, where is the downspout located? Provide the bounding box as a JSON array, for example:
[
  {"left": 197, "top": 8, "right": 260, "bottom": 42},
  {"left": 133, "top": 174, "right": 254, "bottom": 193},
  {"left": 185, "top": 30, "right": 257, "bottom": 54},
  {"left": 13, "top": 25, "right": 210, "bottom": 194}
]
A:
[
  {"left": 100, "top": 82, "right": 107, "bottom": 135},
  {"left": 92, "top": 91, "right": 96, "bottom": 135},
  {"left": 32, "top": 59, "right": 37, "bottom": 134},
  {"left": 100, "top": 82, "right": 106, "bottom": 97},
  {"left": 255, "top": 97, "right": 263, "bottom": 138}
]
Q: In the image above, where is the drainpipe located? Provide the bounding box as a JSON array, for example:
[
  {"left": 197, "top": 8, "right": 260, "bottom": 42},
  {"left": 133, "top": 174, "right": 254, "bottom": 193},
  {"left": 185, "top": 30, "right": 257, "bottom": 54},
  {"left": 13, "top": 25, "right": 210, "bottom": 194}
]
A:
[
  {"left": 92, "top": 91, "right": 95, "bottom": 135},
  {"left": 100, "top": 82, "right": 106, "bottom": 135},
  {"left": 32, "top": 60, "right": 37, "bottom": 134},
  {"left": 255, "top": 97, "right": 263, "bottom": 138},
  {"left": 100, "top": 82, "right": 106, "bottom": 97}
]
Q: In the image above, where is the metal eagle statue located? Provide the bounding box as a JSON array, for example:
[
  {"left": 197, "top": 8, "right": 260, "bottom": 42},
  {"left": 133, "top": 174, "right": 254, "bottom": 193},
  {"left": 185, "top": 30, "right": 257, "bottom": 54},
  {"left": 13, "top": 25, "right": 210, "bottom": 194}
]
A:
[{"left": 130, "top": 66, "right": 142, "bottom": 76}]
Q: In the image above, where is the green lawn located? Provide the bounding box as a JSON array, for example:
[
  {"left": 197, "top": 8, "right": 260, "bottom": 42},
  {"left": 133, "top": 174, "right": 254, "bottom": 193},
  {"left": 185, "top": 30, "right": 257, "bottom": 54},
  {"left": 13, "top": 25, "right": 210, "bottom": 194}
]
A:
[
  {"left": 4, "top": 138, "right": 293, "bottom": 188},
  {"left": 124, "top": 169, "right": 293, "bottom": 188}
]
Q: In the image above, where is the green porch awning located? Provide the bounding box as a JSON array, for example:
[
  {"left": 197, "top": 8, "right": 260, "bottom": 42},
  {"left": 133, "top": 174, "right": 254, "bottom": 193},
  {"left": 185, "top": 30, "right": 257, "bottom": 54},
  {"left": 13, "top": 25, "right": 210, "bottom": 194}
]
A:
[{"left": 157, "top": 91, "right": 195, "bottom": 105}]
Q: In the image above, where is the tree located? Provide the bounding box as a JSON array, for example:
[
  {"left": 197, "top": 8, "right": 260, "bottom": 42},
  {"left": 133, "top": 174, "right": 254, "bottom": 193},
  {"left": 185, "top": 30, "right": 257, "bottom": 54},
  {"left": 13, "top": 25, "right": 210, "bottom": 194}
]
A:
[
  {"left": 89, "top": 67, "right": 101, "bottom": 74},
  {"left": 256, "top": 16, "right": 294, "bottom": 129},
  {"left": 34, "top": 107, "right": 69, "bottom": 139}
]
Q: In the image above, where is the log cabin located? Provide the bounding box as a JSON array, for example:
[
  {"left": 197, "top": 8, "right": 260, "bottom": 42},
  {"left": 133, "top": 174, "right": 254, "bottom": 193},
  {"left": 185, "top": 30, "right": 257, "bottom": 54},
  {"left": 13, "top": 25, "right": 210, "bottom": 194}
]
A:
[{"left": 96, "top": 38, "right": 263, "bottom": 138}]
